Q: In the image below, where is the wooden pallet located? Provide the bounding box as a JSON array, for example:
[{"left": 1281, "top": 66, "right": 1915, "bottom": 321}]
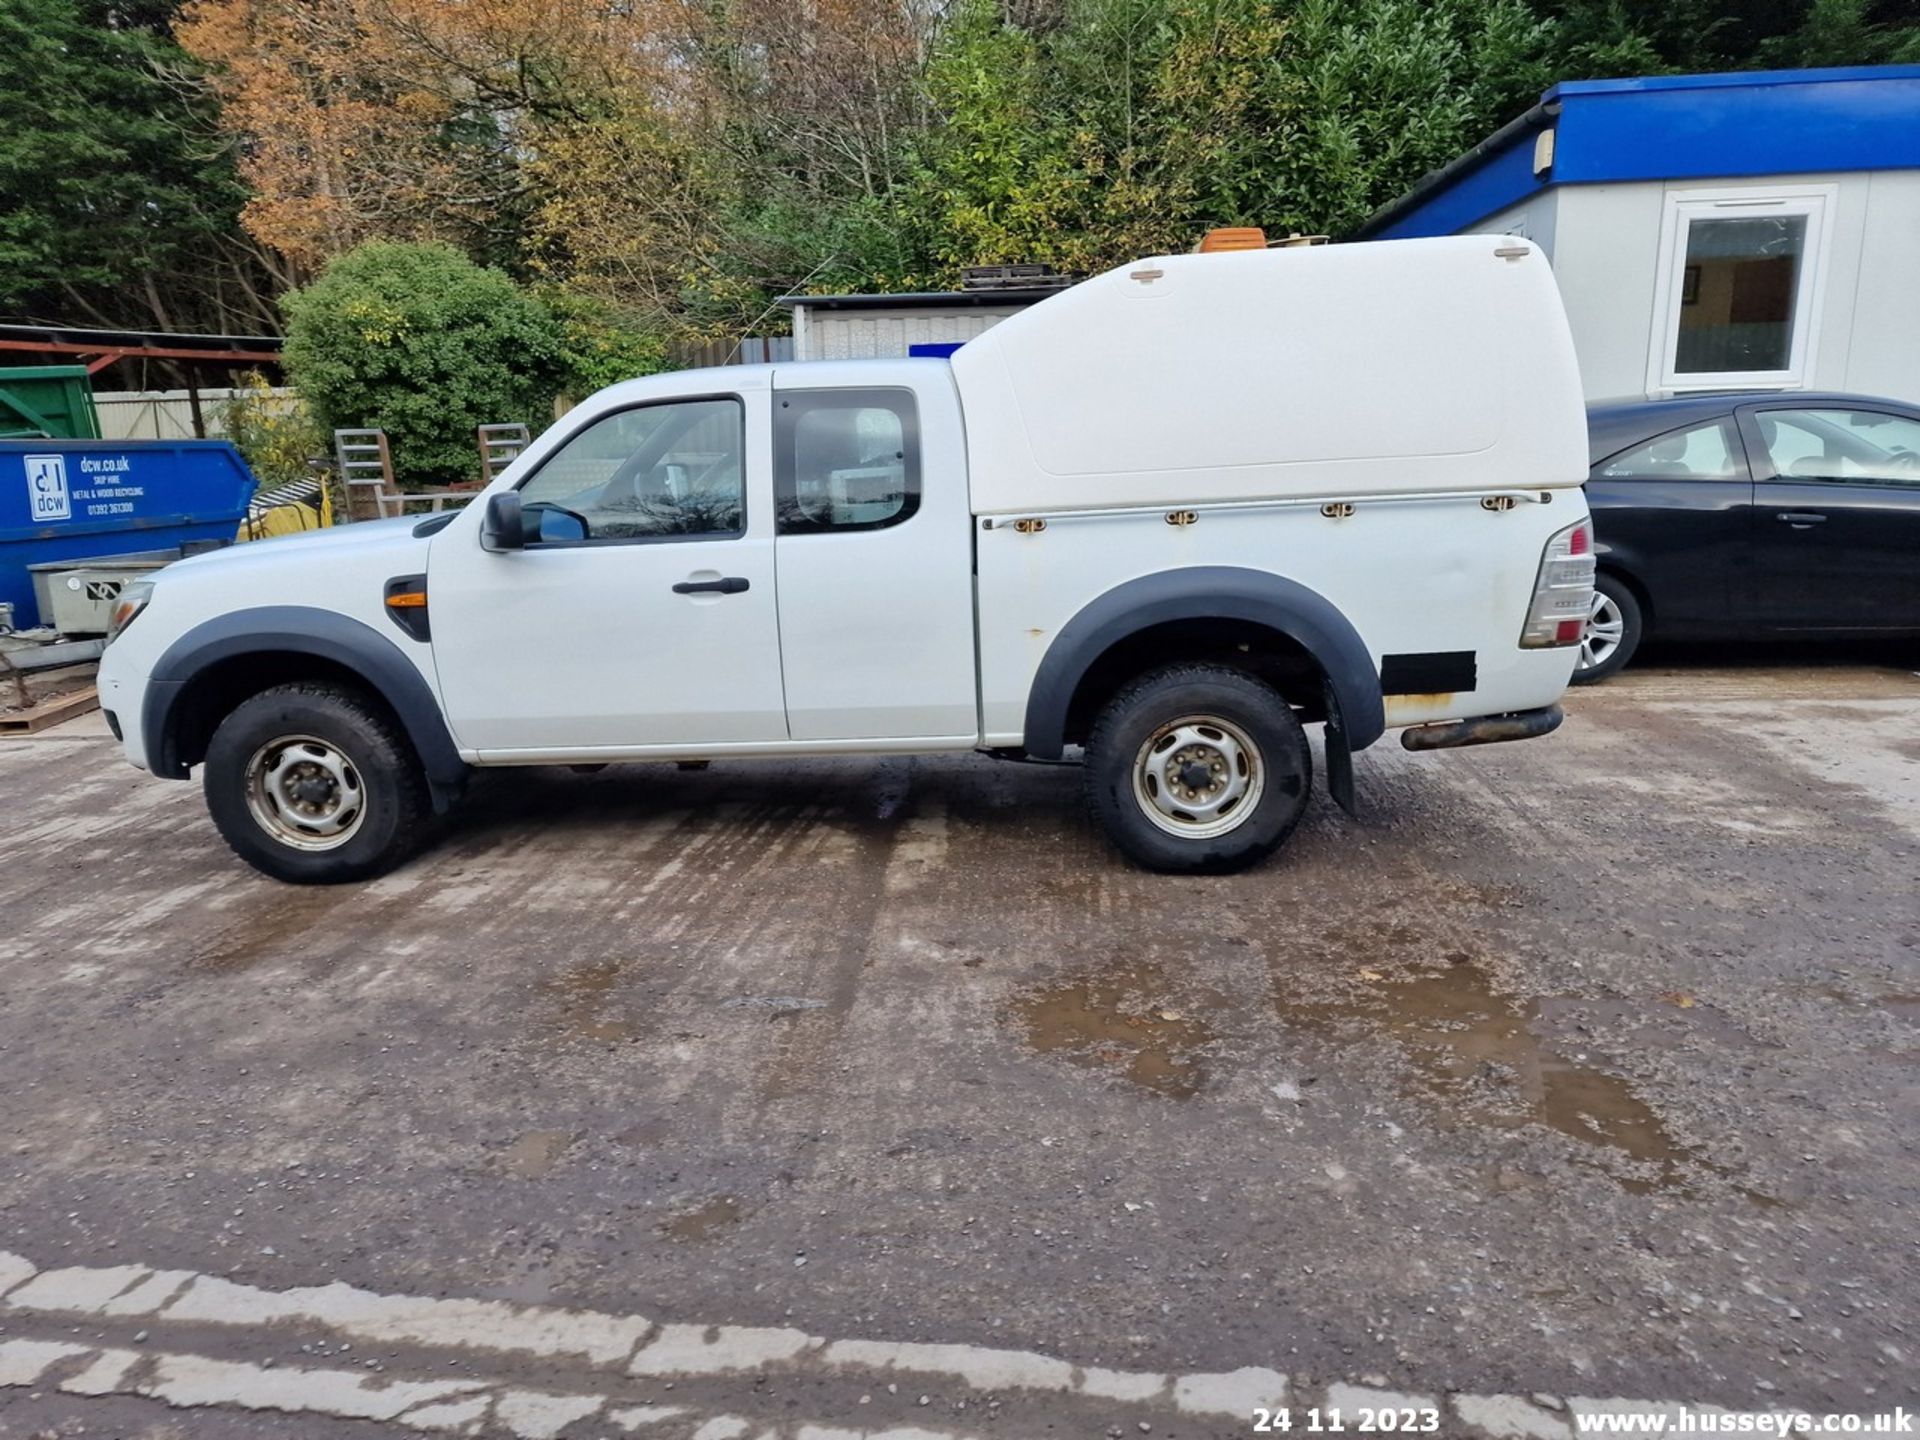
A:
[{"left": 0, "top": 686, "right": 100, "bottom": 735}]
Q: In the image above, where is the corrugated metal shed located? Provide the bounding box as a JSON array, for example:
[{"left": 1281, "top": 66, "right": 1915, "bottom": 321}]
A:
[{"left": 777, "top": 285, "right": 1073, "bottom": 361}]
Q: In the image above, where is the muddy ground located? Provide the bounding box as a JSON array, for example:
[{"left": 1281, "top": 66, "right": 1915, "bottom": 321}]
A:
[
  {"left": 0, "top": 654, "right": 1916, "bottom": 1436},
  {"left": 0, "top": 662, "right": 95, "bottom": 720}
]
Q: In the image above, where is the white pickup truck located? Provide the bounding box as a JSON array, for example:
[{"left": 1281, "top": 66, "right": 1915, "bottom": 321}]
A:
[{"left": 98, "top": 235, "right": 1594, "bottom": 884}]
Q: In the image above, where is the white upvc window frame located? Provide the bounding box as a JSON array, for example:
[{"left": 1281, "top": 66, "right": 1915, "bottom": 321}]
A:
[{"left": 1645, "top": 183, "right": 1836, "bottom": 397}]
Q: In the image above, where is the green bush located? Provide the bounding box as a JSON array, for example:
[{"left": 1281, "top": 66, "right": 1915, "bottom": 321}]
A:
[
  {"left": 218, "top": 371, "right": 326, "bottom": 492},
  {"left": 282, "top": 241, "right": 566, "bottom": 490},
  {"left": 544, "top": 291, "right": 673, "bottom": 401}
]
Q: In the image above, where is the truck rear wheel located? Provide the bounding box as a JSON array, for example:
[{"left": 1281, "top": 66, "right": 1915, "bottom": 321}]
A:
[
  {"left": 1083, "top": 664, "right": 1313, "bottom": 874},
  {"left": 203, "top": 682, "right": 430, "bottom": 884}
]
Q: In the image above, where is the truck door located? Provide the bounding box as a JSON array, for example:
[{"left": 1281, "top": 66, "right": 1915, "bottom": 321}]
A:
[
  {"left": 428, "top": 387, "right": 789, "bottom": 756},
  {"left": 1738, "top": 403, "right": 1920, "bottom": 632},
  {"left": 770, "top": 368, "right": 979, "bottom": 742}
]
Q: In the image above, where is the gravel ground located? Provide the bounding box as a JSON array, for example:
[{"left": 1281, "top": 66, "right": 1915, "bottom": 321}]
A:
[{"left": 0, "top": 656, "right": 1915, "bottom": 1437}]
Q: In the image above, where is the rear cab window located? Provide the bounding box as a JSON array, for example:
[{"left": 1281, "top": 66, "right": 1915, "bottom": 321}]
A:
[{"left": 775, "top": 390, "right": 921, "bottom": 534}]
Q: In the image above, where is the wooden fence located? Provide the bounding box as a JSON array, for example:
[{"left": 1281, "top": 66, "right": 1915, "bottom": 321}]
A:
[{"left": 669, "top": 335, "right": 794, "bottom": 369}]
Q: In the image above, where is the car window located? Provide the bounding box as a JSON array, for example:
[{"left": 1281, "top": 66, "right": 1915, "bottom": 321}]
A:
[
  {"left": 517, "top": 398, "right": 744, "bottom": 544},
  {"left": 1753, "top": 409, "right": 1920, "bottom": 485},
  {"left": 776, "top": 390, "right": 920, "bottom": 534},
  {"left": 1593, "top": 420, "right": 1744, "bottom": 481}
]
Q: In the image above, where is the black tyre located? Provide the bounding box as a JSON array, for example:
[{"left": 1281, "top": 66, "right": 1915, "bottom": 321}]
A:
[
  {"left": 203, "top": 682, "right": 431, "bottom": 884},
  {"left": 1083, "top": 664, "right": 1313, "bottom": 875},
  {"left": 1571, "top": 573, "right": 1644, "bottom": 685}
]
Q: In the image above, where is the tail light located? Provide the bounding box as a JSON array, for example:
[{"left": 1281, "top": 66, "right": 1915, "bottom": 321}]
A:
[{"left": 1519, "top": 520, "right": 1595, "bottom": 649}]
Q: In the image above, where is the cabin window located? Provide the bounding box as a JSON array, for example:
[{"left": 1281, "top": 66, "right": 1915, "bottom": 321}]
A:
[{"left": 1650, "top": 187, "right": 1831, "bottom": 395}]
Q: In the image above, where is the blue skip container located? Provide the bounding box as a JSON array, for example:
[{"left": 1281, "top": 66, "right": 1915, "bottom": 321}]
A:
[{"left": 0, "top": 440, "right": 257, "bottom": 628}]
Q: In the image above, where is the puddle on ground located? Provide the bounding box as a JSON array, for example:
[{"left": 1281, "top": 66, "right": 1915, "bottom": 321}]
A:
[
  {"left": 188, "top": 889, "right": 347, "bottom": 973},
  {"left": 542, "top": 959, "right": 639, "bottom": 1043},
  {"left": 1012, "top": 964, "right": 1215, "bottom": 1099},
  {"left": 660, "top": 1194, "right": 744, "bottom": 1240},
  {"left": 499, "top": 1129, "right": 574, "bottom": 1178},
  {"left": 1277, "top": 958, "right": 1701, "bottom": 1192}
]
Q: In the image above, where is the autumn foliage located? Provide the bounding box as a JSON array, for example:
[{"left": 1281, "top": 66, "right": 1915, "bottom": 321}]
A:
[
  {"left": 174, "top": 0, "right": 670, "bottom": 273},
  {"left": 8, "top": 0, "right": 1915, "bottom": 343}
]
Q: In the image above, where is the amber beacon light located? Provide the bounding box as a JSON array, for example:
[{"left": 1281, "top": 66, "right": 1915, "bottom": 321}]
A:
[{"left": 1196, "top": 227, "right": 1268, "bottom": 253}]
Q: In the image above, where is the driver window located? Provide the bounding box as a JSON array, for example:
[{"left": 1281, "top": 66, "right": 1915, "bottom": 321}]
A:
[
  {"left": 517, "top": 398, "right": 745, "bottom": 544},
  {"left": 1756, "top": 409, "right": 1920, "bottom": 485}
]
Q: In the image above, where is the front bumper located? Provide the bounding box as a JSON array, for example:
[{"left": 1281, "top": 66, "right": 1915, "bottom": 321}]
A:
[
  {"left": 1399, "top": 704, "right": 1564, "bottom": 752},
  {"left": 95, "top": 646, "right": 154, "bottom": 773}
]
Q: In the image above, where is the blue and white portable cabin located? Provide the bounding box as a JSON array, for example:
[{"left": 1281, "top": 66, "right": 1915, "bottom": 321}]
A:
[{"left": 1356, "top": 66, "right": 1920, "bottom": 403}]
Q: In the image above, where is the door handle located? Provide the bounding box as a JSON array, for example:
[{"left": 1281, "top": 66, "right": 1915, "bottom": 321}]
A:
[
  {"left": 1775, "top": 512, "right": 1828, "bottom": 527},
  {"left": 672, "top": 576, "right": 750, "bottom": 595}
]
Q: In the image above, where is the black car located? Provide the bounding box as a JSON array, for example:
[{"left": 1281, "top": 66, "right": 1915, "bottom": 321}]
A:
[{"left": 1576, "top": 391, "right": 1920, "bottom": 682}]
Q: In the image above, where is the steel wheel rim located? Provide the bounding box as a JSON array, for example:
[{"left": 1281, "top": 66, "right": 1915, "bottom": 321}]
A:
[
  {"left": 244, "top": 733, "right": 367, "bottom": 851},
  {"left": 1131, "top": 715, "right": 1265, "bottom": 840},
  {"left": 1578, "top": 591, "right": 1625, "bottom": 672}
]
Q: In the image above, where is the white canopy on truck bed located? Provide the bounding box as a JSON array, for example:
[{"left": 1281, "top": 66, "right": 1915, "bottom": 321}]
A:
[{"left": 949, "top": 235, "right": 1587, "bottom": 516}]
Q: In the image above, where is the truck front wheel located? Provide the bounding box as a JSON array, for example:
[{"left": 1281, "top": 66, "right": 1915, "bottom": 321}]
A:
[
  {"left": 1084, "top": 663, "right": 1313, "bottom": 874},
  {"left": 203, "top": 682, "right": 431, "bottom": 884}
]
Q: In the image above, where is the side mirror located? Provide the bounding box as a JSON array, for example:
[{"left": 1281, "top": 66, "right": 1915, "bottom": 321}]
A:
[{"left": 480, "top": 491, "right": 524, "bottom": 552}]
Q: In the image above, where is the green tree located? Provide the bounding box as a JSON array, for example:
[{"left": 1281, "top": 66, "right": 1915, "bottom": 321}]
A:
[
  {"left": 908, "top": 1, "right": 1086, "bottom": 272},
  {"left": 910, "top": 0, "right": 1296, "bottom": 274},
  {"left": 907, "top": 0, "right": 1553, "bottom": 268},
  {"left": 899, "top": 0, "right": 1920, "bottom": 267},
  {"left": 0, "top": 0, "right": 278, "bottom": 331},
  {"left": 1255, "top": 0, "right": 1557, "bottom": 237},
  {"left": 1756, "top": 0, "right": 1920, "bottom": 64},
  {"left": 544, "top": 291, "right": 672, "bottom": 400},
  {"left": 281, "top": 242, "right": 566, "bottom": 489},
  {"left": 1540, "top": 0, "right": 1920, "bottom": 71}
]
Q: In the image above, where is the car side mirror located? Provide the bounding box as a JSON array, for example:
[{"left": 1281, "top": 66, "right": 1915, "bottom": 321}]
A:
[{"left": 480, "top": 491, "right": 524, "bottom": 552}]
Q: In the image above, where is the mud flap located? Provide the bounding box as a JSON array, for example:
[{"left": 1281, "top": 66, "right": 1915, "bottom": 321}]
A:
[{"left": 1323, "top": 678, "right": 1357, "bottom": 816}]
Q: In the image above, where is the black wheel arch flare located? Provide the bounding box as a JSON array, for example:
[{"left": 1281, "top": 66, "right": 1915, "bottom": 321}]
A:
[
  {"left": 1021, "top": 566, "right": 1388, "bottom": 808},
  {"left": 139, "top": 606, "right": 469, "bottom": 813}
]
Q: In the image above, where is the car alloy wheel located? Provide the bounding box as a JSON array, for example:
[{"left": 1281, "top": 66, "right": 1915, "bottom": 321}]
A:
[{"left": 1578, "top": 590, "right": 1626, "bottom": 674}]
